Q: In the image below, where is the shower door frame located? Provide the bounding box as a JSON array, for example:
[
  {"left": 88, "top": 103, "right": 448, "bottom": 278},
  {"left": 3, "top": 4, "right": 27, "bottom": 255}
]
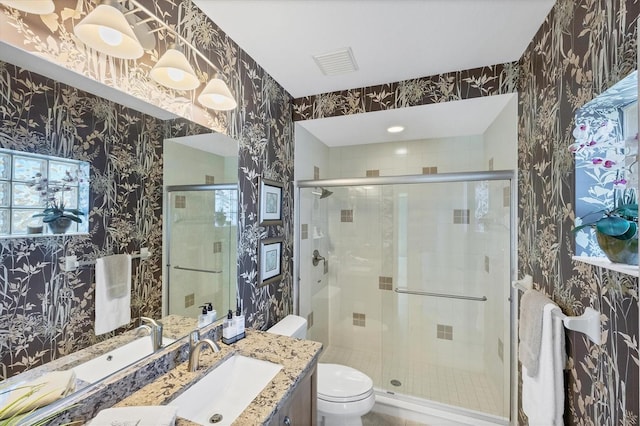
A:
[
  {"left": 295, "top": 170, "right": 518, "bottom": 424},
  {"left": 164, "top": 183, "right": 238, "bottom": 317}
]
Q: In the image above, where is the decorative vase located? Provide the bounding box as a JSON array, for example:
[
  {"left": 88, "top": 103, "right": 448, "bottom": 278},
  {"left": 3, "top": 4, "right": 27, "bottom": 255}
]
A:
[
  {"left": 48, "top": 217, "right": 72, "bottom": 234},
  {"left": 595, "top": 230, "right": 639, "bottom": 265}
]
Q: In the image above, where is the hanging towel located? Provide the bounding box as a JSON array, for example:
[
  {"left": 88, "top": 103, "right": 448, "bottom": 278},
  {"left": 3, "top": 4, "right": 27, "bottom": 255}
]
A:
[
  {"left": 522, "top": 303, "right": 566, "bottom": 426},
  {"left": 88, "top": 406, "right": 178, "bottom": 426},
  {"left": 519, "top": 288, "right": 553, "bottom": 377},
  {"left": 95, "top": 254, "right": 132, "bottom": 335},
  {"left": 0, "top": 370, "right": 77, "bottom": 419}
]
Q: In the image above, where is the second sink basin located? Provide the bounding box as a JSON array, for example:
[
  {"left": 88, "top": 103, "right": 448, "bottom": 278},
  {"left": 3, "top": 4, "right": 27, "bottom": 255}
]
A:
[
  {"left": 169, "top": 354, "right": 283, "bottom": 425},
  {"left": 72, "top": 336, "right": 175, "bottom": 384}
]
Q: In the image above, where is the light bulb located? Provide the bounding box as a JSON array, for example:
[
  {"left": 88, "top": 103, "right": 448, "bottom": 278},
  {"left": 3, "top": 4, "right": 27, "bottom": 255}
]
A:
[
  {"left": 167, "top": 68, "right": 185, "bottom": 82},
  {"left": 98, "top": 26, "right": 123, "bottom": 46}
]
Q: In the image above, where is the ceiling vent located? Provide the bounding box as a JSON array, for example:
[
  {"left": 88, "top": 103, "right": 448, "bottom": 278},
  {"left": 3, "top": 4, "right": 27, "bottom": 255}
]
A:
[{"left": 313, "top": 47, "right": 358, "bottom": 76}]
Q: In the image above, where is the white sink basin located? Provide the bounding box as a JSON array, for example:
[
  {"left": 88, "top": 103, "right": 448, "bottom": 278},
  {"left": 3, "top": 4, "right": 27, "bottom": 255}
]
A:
[
  {"left": 169, "top": 354, "right": 283, "bottom": 425},
  {"left": 73, "top": 336, "right": 175, "bottom": 384}
]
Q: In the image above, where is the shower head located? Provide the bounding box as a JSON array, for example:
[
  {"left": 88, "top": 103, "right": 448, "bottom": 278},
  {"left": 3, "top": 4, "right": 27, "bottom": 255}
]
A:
[{"left": 312, "top": 187, "right": 333, "bottom": 199}]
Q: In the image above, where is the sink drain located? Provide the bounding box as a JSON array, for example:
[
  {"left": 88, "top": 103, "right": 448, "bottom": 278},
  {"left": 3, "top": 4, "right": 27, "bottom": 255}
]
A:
[
  {"left": 390, "top": 379, "right": 402, "bottom": 387},
  {"left": 209, "top": 414, "right": 223, "bottom": 424}
]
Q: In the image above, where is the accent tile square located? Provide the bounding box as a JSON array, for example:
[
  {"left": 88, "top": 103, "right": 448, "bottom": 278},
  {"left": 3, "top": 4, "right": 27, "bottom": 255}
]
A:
[
  {"left": 378, "top": 276, "right": 393, "bottom": 290},
  {"left": 422, "top": 166, "right": 438, "bottom": 175},
  {"left": 353, "top": 312, "right": 366, "bottom": 327},
  {"left": 175, "top": 195, "right": 186, "bottom": 209},
  {"left": 341, "top": 209, "right": 353, "bottom": 222},
  {"left": 503, "top": 186, "right": 510, "bottom": 207},
  {"left": 205, "top": 175, "right": 215, "bottom": 184},
  {"left": 366, "top": 169, "right": 380, "bottom": 177},
  {"left": 213, "top": 241, "right": 223, "bottom": 253},
  {"left": 453, "top": 209, "right": 470, "bottom": 224},
  {"left": 307, "top": 311, "right": 314, "bottom": 329},
  {"left": 301, "top": 223, "right": 309, "bottom": 240},
  {"left": 314, "top": 166, "right": 320, "bottom": 180}
]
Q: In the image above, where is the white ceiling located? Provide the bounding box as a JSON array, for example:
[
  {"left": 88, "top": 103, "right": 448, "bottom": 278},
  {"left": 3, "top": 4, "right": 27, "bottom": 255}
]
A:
[
  {"left": 195, "top": 0, "right": 554, "bottom": 146},
  {"left": 165, "top": 132, "right": 239, "bottom": 156}
]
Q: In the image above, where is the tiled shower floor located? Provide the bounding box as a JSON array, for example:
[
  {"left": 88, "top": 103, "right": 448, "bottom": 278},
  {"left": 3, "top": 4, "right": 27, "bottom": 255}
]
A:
[{"left": 320, "top": 345, "right": 505, "bottom": 417}]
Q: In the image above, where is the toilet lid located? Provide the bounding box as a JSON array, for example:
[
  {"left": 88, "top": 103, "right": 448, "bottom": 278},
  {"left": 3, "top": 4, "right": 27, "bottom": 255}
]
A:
[{"left": 317, "top": 363, "right": 374, "bottom": 403}]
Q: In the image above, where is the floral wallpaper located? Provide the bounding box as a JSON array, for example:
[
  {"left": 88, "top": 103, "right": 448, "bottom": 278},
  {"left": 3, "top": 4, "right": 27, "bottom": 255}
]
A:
[
  {"left": 0, "top": 0, "right": 294, "bottom": 380},
  {"left": 292, "top": 1, "right": 639, "bottom": 424}
]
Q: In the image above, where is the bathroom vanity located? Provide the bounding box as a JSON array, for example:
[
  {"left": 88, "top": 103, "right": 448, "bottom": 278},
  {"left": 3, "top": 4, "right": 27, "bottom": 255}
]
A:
[{"left": 114, "top": 330, "right": 321, "bottom": 425}]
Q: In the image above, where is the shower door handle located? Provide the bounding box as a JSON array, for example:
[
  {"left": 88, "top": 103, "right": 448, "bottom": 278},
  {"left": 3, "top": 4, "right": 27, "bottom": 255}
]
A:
[{"left": 312, "top": 250, "right": 326, "bottom": 267}]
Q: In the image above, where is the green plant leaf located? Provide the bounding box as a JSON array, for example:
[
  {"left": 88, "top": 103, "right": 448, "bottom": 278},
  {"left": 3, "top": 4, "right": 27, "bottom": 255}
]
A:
[
  {"left": 596, "top": 216, "right": 631, "bottom": 237},
  {"left": 613, "top": 203, "right": 638, "bottom": 219}
]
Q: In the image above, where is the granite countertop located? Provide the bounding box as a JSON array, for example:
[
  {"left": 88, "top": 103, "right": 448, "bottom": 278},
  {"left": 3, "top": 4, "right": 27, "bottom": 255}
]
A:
[{"left": 116, "top": 330, "right": 323, "bottom": 426}]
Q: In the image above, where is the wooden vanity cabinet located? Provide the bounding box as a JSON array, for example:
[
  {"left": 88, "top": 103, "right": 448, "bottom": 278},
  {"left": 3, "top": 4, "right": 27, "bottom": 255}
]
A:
[{"left": 269, "top": 363, "right": 317, "bottom": 426}]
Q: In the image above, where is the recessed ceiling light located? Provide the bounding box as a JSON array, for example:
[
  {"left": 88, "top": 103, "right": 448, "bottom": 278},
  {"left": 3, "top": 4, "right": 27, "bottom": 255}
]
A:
[{"left": 387, "top": 125, "right": 404, "bottom": 133}]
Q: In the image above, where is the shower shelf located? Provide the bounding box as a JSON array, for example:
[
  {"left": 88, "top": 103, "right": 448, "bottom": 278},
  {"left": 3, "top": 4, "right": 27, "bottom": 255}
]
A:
[{"left": 572, "top": 256, "right": 638, "bottom": 277}]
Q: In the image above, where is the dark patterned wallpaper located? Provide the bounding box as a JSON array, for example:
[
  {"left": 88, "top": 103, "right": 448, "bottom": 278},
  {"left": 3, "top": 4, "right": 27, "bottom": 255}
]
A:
[
  {"left": 292, "top": 1, "right": 639, "bottom": 424},
  {"left": 0, "top": 61, "right": 164, "bottom": 380}
]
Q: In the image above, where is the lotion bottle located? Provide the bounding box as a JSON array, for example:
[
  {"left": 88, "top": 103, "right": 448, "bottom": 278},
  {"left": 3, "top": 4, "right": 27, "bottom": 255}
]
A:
[
  {"left": 197, "top": 305, "right": 209, "bottom": 328},
  {"left": 222, "top": 309, "right": 235, "bottom": 344},
  {"left": 234, "top": 302, "right": 245, "bottom": 341},
  {"left": 206, "top": 302, "right": 217, "bottom": 324}
]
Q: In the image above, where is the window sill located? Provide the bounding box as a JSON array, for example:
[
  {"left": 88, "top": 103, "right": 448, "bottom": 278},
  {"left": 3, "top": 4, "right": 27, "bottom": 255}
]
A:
[
  {"left": 0, "top": 232, "right": 90, "bottom": 239},
  {"left": 572, "top": 256, "right": 639, "bottom": 277}
]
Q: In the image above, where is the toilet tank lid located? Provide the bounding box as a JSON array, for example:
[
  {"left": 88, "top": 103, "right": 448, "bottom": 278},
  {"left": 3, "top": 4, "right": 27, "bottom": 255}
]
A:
[{"left": 267, "top": 315, "right": 307, "bottom": 338}]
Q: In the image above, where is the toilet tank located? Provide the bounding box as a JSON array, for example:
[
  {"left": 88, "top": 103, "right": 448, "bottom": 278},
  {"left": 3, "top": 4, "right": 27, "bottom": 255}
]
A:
[{"left": 267, "top": 315, "right": 307, "bottom": 339}]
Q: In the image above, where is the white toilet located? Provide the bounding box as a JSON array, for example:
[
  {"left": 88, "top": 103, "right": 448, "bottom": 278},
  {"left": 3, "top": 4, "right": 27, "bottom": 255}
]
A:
[{"left": 267, "top": 315, "right": 375, "bottom": 426}]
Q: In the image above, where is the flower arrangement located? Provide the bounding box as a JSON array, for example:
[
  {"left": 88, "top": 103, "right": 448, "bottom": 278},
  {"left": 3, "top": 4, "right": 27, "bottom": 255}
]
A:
[{"left": 29, "top": 171, "right": 84, "bottom": 227}]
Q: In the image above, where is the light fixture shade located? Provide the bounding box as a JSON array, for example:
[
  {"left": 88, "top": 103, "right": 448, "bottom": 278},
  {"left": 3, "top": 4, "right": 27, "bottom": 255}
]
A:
[
  {"left": 198, "top": 76, "right": 237, "bottom": 111},
  {"left": 74, "top": 2, "right": 144, "bottom": 59},
  {"left": 0, "top": 0, "right": 54, "bottom": 14},
  {"left": 150, "top": 44, "right": 200, "bottom": 91}
]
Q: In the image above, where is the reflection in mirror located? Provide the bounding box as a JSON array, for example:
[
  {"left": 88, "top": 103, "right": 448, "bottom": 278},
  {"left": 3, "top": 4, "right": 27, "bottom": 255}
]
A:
[{"left": 163, "top": 133, "right": 239, "bottom": 323}]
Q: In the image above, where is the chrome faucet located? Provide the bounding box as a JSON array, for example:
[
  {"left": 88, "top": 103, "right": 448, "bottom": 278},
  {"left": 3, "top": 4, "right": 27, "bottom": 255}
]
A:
[
  {"left": 188, "top": 329, "right": 220, "bottom": 372},
  {"left": 140, "top": 316, "right": 164, "bottom": 351}
]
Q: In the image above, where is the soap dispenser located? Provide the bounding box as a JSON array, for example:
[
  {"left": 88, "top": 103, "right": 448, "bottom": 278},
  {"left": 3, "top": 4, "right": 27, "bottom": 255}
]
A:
[
  {"left": 206, "top": 302, "right": 217, "bottom": 324},
  {"left": 222, "top": 309, "right": 235, "bottom": 344},
  {"left": 197, "top": 305, "right": 209, "bottom": 328},
  {"left": 234, "top": 301, "right": 245, "bottom": 342}
]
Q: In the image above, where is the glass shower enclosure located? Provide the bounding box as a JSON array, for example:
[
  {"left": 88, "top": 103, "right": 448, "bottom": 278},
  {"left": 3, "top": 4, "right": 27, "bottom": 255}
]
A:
[
  {"left": 166, "top": 184, "right": 238, "bottom": 320},
  {"left": 296, "top": 171, "right": 515, "bottom": 422}
]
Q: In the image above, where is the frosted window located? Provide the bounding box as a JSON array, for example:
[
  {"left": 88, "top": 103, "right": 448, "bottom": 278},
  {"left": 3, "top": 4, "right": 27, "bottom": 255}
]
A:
[{"left": 0, "top": 148, "right": 89, "bottom": 237}]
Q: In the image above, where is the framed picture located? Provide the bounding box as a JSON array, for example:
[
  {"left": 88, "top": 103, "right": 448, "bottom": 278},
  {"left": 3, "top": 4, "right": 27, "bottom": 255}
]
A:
[
  {"left": 259, "top": 177, "right": 283, "bottom": 225},
  {"left": 258, "top": 237, "right": 283, "bottom": 287}
]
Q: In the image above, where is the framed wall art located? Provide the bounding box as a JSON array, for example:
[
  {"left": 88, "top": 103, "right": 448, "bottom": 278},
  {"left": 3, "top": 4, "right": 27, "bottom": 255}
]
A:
[
  {"left": 258, "top": 237, "right": 283, "bottom": 287},
  {"left": 259, "top": 177, "right": 283, "bottom": 225}
]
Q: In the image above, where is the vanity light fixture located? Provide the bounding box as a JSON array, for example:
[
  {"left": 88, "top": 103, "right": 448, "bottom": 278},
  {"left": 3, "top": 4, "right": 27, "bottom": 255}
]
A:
[
  {"left": 0, "top": 0, "right": 54, "bottom": 14},
  {"left": 387, "top": 125, "right": 405, "bottom": 134},
  {"left": 73, "top": 0, "right": 144, "bottom": 59},
  {"left": 198, "top": 74, "right": 238, "bottom": 111},
  {"left": 150, "top": 43, "right": 200, "bottom": 91}
]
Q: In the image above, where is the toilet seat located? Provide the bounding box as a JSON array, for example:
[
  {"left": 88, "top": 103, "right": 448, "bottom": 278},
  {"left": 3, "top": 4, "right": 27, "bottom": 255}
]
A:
[{"left": 317, "top": 363, "right": 374, "bottom": 403}]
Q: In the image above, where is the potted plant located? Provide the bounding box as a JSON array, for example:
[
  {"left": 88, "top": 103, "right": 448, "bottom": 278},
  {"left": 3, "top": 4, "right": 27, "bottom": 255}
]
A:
[
  {"left": 573, "top": 189, "right": 638, "bottom": 265},
  {"left": 29, "top": 171, "right": 84, "bottom": 234}
]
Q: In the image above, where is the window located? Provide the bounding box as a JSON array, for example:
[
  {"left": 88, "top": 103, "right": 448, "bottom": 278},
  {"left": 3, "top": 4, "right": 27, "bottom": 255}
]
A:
[{"left": 0, "top": 148, "right": 89, "bottom": 236}]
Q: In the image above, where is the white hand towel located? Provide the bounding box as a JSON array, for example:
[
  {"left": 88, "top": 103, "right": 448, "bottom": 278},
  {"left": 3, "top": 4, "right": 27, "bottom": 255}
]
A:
[
  {"left": 522, "top": 303, "right": 566, "bottom": 426},
  {"left": 0, "top": 370, "right": 77, "bottom": 419},
  {"left": 519, "top": 289, "right": 554, "bottom": 376},
  {"left": 95, "top": 254, "right": 132, "bottom": 335},
  {"left": 89, "top": 406, "right": 178, "bottom": 426}
]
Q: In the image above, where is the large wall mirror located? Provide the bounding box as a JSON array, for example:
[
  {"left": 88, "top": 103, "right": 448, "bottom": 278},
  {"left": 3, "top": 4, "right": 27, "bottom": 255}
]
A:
[{"left": 0, "top": 28, "right": 239, "bottom": 419}]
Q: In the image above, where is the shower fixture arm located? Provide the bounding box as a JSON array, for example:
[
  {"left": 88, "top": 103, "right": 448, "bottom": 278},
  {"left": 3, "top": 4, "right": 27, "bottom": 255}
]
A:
[{"left": 312, "top": 250, "right": 326, "bottom": 267}]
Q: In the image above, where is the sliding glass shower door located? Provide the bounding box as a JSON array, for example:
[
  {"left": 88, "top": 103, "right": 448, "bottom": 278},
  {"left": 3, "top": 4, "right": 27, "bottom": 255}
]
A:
[{"left": 297, "top": 172, "right": 513, "bottom": 421}]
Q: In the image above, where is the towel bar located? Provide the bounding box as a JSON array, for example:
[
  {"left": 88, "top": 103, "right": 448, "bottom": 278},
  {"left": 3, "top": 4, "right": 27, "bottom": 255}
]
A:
[
  {"left": 513, "top": 275, "right": 602, "bottom": 345},
  {"left": 62, "top": 248, "right": 152, "bottom": 272}
]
